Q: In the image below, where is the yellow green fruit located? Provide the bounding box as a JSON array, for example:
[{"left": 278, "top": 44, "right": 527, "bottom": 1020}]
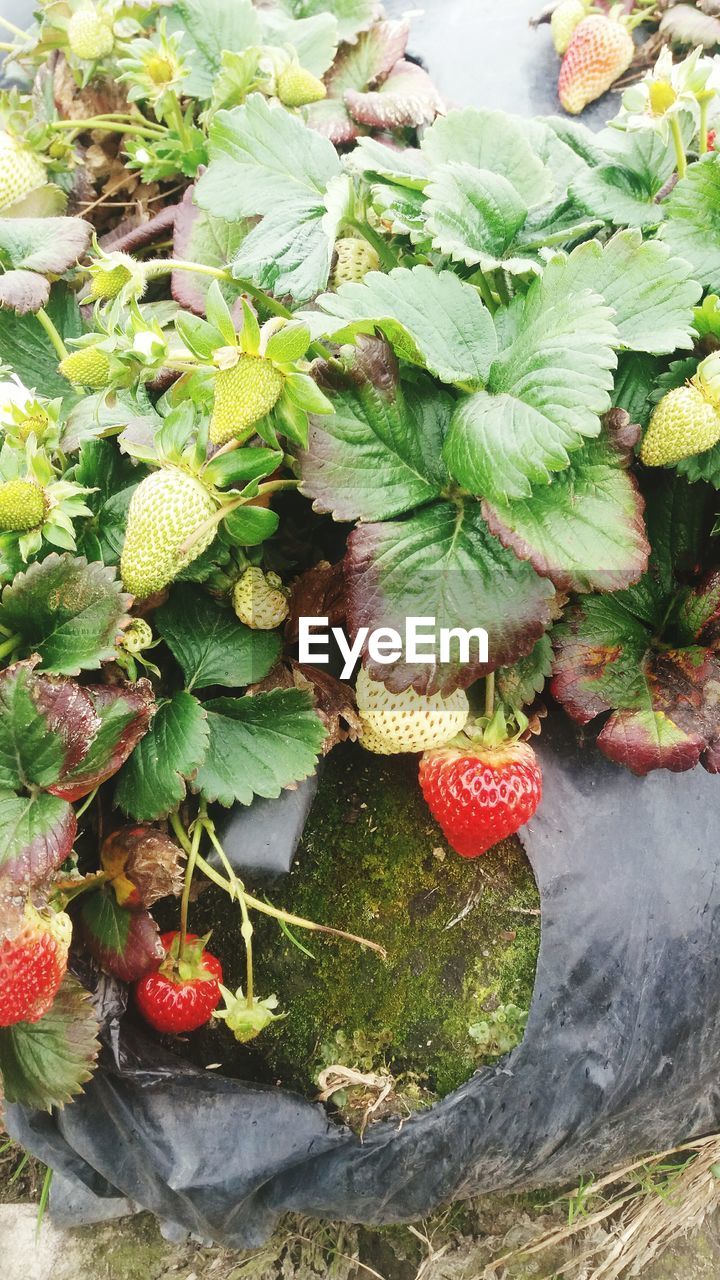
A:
[
  {"left": 0, "top": 132, "right": 45, "bottom": 212},
  {"left": 232, "top": 567, "right": 289, "bottom": 630},
  {"left": 332, "top": 238, "right": 380, "bottom": 288},
  {"left": 551, "top": 0, "right": 587, "bottom": 55},
  {"left": 59, "top": 347, "right": 111, "bottom": 389},
  {"left": 89, "top": 264, "right": 132, "bottom": 300},
  {"left": 122, "top": 618, "right": 153, "bottom": 653},
  {"left": 640, "top": 385, "right": 720, "bottom": 467},
  {"left": 120, "top": 467, "right": 217, "bottom": 599},
  {"left": 356, "top": 668, "right": 469, "bottom": 755},
  {"left": 210, "top": 355, "right": 284, "bottom": 446},
  {"left": 277, "top": 65, "right": 327, "bottom": 108},
  {"left": 0, "top": 479, "right": 46, "bottom": 532},
  {"left": 67, "top": 7, "right": 114, "bottom": 59}
]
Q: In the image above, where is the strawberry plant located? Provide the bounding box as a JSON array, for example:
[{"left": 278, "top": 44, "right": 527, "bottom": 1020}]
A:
[{"left": 0, "top": 3, "right": 718, "bottom": 1119}]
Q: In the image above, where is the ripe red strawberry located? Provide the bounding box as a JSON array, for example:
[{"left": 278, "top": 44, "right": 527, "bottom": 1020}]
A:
[
  {"left": 558, "top": 15, "right": 634, "bottom": 115},
  {"left": 0, "top": 904, "right": 72, "bottom": 1026},
  {"left": 419, "top": 738, "right": 542, "bottom": 859},
  {"left": 134, "top": 931, "right": 223, "bottom": 1033}
]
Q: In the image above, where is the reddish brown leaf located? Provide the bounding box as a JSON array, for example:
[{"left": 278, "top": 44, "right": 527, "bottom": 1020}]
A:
[
  {"left": 285, "top": 561, "right": 347, "bottom": 643},
  {"left": 49, "top": 680, "right": 155, "bottom": 802}
]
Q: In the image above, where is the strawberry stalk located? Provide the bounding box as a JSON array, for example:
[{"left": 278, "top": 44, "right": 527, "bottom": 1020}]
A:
[
  {"left": 669, "top": 115, "right": 687, "bottom": 179},
  {"left": 484, "top": 670, "right": 495, "bottom": 721},
  {"left": 35, "top": 308, "right": 69, "bottom": 361},
  {"left": 178, "top": 813, "right": 203, "bottom": 961},
  {"left": 346, "top": 218, "right": 399, "bottom": 273},
  {"left": 0, "top": 633, "right": 21, "bottom": 662},
  {"left": 700, "top": 99, "right": 711, "bottom": 155},
  {"left": 201, "top": 812, "right": 254, "bottom": 1006}
]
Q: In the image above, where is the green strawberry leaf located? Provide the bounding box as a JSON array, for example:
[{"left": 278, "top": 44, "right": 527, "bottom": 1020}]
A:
[
  {"left": 75, "top": 439, "right": 147, "bottom": 567},
  {"left": 0, "top": 789, "right": 76, "bottom": 896},
  {"left": 424, "top": 162, "right": 530, "bottom": 271},
  {"left": 298, "top": 338, "right": 449, "bottom": 521},
  {"left": 286, "top": 0, "right": 379, "bottom": 44},
  {"left": 48, "top": 681, "right": 155, "bottom": 803},
  {"left": 78, "top": 888, "right": 164, "bottom": 982},
  {"left": 612, "top": 351, "right": 660, "bottom": 426},
  {"left": 497, "top": 633, "right": 554, "bottom": 712},
  {"left": 231, "top": 177, "right": 350, "bottom": 302},
  {"left": 192, "top": 688, "right": 325, "bottom": 806},
  {"left": 0, "top": 975, "right": 99, "bottom": 1111},
  {"left": 303, "top": 265, "right": 498, "bottom": 386},
  {"left": 345, "top": 500, "right": 556, "bottom": 694},
  {"left": 114, "top": 690, "right": 209, "bottom": 821},
  {"left": 171, "top": 184, "right": 249, "bottom": 315},
  {"left": 555, "top": 231, "right": 701, "bottom": 355},
  {"left": 156, "top": 585, "right": 281, "bottom": 691},
  {"left": 444, "top": 257, "right": 617, "bottom": 501},
  {"left": 166, "top": 0, "right": 261, "bottom": 98},
  {"left": 196, "top": 89, "right": 340, "bottom": 219},
  {"left": 257, "top": 8, "right": 338, "bottom": 76},
  {"left": 0, "top": 662, "right": 74, "bottom": 791},
  {"left": 0, "top": 216, "right": 92, "bottom": 275},
  {"left": 659, "top": 158, "right": 720, "bottom": 292},
  {"left": 0, "top": 285, "right": 83, "bottom": 397},
  {"left": 482, "top": 425, "right": 649, "bottom": 594},
  {"left": 0, "top": 554, "right": 131, "bottom": 676},
  {"left": 421, "top": 108, "right": 554, "bottom": 208},
  {"left": 567, "top": 125, "right": 680, "bottom": 229}
]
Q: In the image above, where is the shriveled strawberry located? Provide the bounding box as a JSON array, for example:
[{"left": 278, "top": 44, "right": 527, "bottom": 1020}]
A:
[
  {"left": 232, "top": 566, "right": 289, "bottom": 630},
  {"left": 356, "top": 667, "right": 469, "bottom": 755},
  {"left": 0, "top": 904, "right": 72, "bottom": 1026},
  {"left": 558, "top": 15, "right": 634, "bottom": 115},
  {"left": 134, "top": 931, "right": 223, "bottom": 1033},
  {"left": 419, "top": 733, "right": 542, "bottom": 859}
]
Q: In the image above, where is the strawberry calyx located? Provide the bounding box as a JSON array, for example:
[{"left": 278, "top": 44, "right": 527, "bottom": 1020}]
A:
[
  {"left": 448, "top": 704, "right": 530, "bottom": 754},
  {"left": 213, "top": 984, "right": 286, "bottom": 1043},
  {"left": 158, "top": 931, "right": 217, "bottom": 984}
]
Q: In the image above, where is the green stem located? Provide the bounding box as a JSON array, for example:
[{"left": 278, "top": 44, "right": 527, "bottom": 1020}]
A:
[
  {"left": 494, "top": 270, "right": 511, "bottom": 307},
  {"left": 700, "top": 100, "right": 710, "bottom": 156},
  {"left": 194, "top": 854, "right": 386, "bottom": 957},
  {"left": 0, "top": 634, "right": 22, "bottom": 662},
  {"left": 348, "top": 219, "right": 398, "bottom": 273},
  {"left": 36, "top": 308, "right": 68, "bottom": 361},
  {"left": 74, "top": 786, "right": 99, "bottom": 820},
  {"left": 50, "top": 119, "right": 166, "bottom": 142},
  {"left": 485, "top": 671, "right": 495, "bottom": 720},
  {"left": 202, "top": 815, "right": 254, "bottom": 1005},
  {"left": 0, "top": 41, "right": 19, "bottom": 52},
  {"left": 164, "top": 92, "right": 193, "bottom": 150},
  {"left": 178, "top": 815, "right": 203, "bottom": 959},
  {"left": 474, "top": 272, "right": 497, "bottom": 314},
  {"left": 670, "top": 115, "right": 687, "bottom": 179},
  {"left": 0, "top": 14, "right": 28, "bottom": 38},
  {"left": 170, "top": 810, "right": 192, "bottom": 854}
]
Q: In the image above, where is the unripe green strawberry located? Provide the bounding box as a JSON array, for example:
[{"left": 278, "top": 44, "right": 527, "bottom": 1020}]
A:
[
  {"left": 120, "top": 467, "right": 218, "bottom": 599},
  {"left": 356, "top": 667, "right": 469, "bottom": 755},
  {"left": 332, "top": 238, "right": 380, "bottom": 288},
  {"left": 232, "top": 566, "right": 289, "bottom": 630},
  {"left": 0, "top": 479, "right": 46, "bottom": 532},
  {"left": 15, "top": 414, "right": 48, "bottom": 442},
  {"left": 210, "top": 355, "right": 285, "bottom": 446},
  {"left": 59, "top": 346, "right": 111, "bottom": 389},
  {"left": 551, "top": 0, "right": 588, "bottom": 55},
  {"left": 0, "top": 132, "right": 45, "bottom": 212},
  {"left": 89, "top": 263, "right": 132, "bottom": 300},
  {"left": 640, "top": 385, "right": 720, "bottom": 466},
  {"left": 558, "top": 15, "right": 634, "bottom": 115},
  {"left": 277, "top": 64, "right": 327, "bottom": 108},
  {"left": 67, "top": 6, "right": 114, "bottom": 59},
  {"left": 122, "top": 618, "right": 154, "bottom": 653}
]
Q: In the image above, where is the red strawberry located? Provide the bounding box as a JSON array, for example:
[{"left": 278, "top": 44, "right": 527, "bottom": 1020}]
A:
[
  {"left": 419, "top": 738, "right": 542, "bottom": 859},
  {"left": 558, "top": 15, "right": 634, "bottom": 115},
  {"left": 708, "top": 129, "right": 717, "bottom": 151},
  {"left": 0, "top": 904, "right": 72, "bottom": 1026},
  {"left": 134, "top": 931, "right": 223, "bottom": 1033}
]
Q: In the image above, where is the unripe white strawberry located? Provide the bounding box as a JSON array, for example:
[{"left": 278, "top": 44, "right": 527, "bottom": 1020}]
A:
[
  {"left": 67, "top": 6, "right": 114, "bottom": 60},
  {"left": 120, "top": 468, "right": 218, "bottom": 599},
  {"left": 332, "top": 238, "right": 380, "bottom": 289},
  {"left": 551, "top": 0, "right": 588, "bottom": 55},
  {"left": 0, "top": 132, "right": 45, "bottom": 212},
  {"left": 356, "top": 667, "right": 469, "bottom": 755},
  {"left": 277, "top": 64, "right": 326, "bottom": 108},
  {"left": 640, "top": 385, "right": 720, "bottom": 466},
  {"left": 232, "top": 567, "right": 289, "bottom": 630}
]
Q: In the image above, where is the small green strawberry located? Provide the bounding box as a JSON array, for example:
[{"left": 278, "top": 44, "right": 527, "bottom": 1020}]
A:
[
  {"left": 277, "top": 64, "right": 327, "bottom": 108},
  {"left": 641, "top": 354, "right": 720, "bottom": 466},
  {"left": 232, "top": 566, "right": 289, "bottom": 630},
  {"left": 331, "top": 238, "right": 380, "bottom": 288},
  {"left": 0, "top": 479, "right": 46, "bottom": 532},
  {"left": 122, "top": 618, "right": 154, "bottom": 653},
  {"left": 356, "top": 668, "right": 469, "bottom": 755},
  {"left": 120, "top": 467, "right": 218, "bottom": 599},
  {"left": 551, "top": 0, "right": 588, "bottom": 55},
  {"left": 59, "top": 346, "right": 111, "bottom": 389},
  {"left": 0, "top": 132, "right": 45, "bottom": 212},
  {"left": 67, "top": 5, "right": 114, "bottom": 59},
  {"left": 210, "top": 355, "right": 285, "bottom": 446},
  {"left": 88, "top": 263, "right": 133, "bottom": 301}
]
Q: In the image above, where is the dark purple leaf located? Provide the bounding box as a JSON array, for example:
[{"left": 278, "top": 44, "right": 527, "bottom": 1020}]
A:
[
  {"left": 78, "top": 887, "right": 164, "bottom": 982},
  {"left": 345, "top": 59, "right": 444, "bottom": 130},
  {"left": 0, "top": 270, "right": 50, "bottom": 315},
  {"left": 0, "top": 790, "right": 76, "bottom": 898},
  {"left": 49, "top": 679, "right": 155, "bottom": 803}
]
